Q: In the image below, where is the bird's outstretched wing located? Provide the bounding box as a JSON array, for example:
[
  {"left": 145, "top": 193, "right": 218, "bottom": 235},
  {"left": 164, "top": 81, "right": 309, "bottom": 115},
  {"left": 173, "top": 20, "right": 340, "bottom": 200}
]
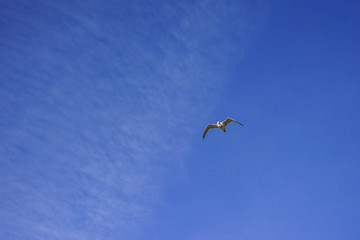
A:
[
  {"left": 203, "top": 124, "right": 218, "bottom": 139},
  {"left": 222, "top": 117, "right": 244, "bottom": 126}
]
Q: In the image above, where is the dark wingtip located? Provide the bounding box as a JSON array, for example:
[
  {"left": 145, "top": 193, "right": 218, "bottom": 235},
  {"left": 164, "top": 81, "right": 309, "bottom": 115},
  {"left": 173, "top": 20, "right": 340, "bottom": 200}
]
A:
[{"left": 236, "top": 121, "right": 244, "bottom": 126}]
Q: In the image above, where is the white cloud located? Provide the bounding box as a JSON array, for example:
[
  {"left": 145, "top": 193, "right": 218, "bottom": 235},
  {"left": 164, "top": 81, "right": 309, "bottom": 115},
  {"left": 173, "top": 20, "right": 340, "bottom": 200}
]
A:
[{"left": 0, "top": 1, "right": 264, "bottom": 239}]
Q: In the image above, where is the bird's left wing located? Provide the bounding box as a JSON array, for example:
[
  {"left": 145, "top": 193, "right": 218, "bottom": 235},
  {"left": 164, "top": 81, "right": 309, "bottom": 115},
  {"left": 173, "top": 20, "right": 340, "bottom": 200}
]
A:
[
  {"left": 222, "top": 117, "right": 244, "bottom": 126},
  {"left": 203, "top": 124, "right": 218, "bottom": 139}
]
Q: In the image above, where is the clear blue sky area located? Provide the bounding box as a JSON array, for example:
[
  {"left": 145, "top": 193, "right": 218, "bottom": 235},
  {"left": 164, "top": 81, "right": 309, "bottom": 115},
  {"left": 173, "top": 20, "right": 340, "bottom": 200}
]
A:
[{"left": 1, "top": 1, "right": 359, "bottom": 239}]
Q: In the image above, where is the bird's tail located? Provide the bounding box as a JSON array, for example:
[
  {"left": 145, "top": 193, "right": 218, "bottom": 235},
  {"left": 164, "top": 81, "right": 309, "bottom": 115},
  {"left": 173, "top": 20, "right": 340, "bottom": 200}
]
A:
[{"left": 223, "top": 128, "right": 227, "bottom": 132}]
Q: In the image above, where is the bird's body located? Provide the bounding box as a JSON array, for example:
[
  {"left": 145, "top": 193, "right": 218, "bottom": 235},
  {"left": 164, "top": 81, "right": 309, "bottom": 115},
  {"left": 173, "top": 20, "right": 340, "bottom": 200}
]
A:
[
  {"left": 203, "top": 117, "right": 243, "bottom": 139},
  {"left": 217, "top": 121, "right": 226, "bottom": 131}
]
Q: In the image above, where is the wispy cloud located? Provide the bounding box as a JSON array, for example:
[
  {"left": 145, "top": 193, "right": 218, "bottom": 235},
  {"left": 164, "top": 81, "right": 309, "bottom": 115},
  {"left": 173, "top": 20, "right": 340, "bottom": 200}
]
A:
[{"left": 0, "top": 1, "right": 261, "bottom": 239}]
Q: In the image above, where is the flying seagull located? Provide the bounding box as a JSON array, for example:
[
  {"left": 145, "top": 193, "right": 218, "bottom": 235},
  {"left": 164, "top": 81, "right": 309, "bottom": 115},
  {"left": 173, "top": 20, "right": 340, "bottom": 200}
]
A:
[{"left": 203, "top": 117, "right": 244, "bottom": 139}]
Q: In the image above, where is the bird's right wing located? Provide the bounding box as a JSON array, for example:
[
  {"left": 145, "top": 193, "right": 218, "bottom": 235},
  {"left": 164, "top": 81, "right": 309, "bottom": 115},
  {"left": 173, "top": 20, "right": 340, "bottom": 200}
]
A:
[
  {"left": 222, "top": 117, "right": 244, "bottom": 126},
  {"left": 203, "top": 124, "right": 218, "bottom": 139}
]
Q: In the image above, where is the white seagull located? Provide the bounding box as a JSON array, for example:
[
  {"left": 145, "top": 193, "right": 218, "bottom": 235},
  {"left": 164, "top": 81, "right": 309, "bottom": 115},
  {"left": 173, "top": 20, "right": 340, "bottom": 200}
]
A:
[{"left": 203, "top": 117, "right": 244, "bottom": 139}]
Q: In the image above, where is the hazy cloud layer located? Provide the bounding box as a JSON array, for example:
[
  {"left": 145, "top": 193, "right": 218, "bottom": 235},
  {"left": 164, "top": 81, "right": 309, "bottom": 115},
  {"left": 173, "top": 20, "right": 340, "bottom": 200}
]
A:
[{"left": 0, "top": 1, "right": 263, "bottom": 239}]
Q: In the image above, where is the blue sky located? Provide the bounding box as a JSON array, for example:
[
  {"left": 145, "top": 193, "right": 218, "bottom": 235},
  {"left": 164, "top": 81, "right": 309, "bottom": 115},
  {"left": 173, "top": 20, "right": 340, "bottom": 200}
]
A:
[{"left": 1, "top": 0, "right": 359, "bottom": 239}]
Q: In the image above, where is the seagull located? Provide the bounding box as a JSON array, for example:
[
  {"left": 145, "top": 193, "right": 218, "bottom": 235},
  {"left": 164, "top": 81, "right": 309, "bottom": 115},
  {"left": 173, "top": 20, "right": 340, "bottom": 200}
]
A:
[{"left": 203, "top": 117, "right": 244, "bottom": 139}]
